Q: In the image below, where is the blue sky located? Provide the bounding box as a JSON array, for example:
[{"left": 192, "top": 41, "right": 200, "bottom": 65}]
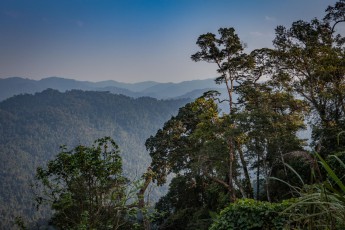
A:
[{"left": 0, "top": 0, "right": 338, "bottom": 83}]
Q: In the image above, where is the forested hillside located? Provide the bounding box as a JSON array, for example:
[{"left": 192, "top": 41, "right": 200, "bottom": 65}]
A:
[{"left": 0, "top": 89, "right": 189, "bottom": 228}]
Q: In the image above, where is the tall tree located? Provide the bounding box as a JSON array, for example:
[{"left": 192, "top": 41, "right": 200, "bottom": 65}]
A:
[
  {"left": 273, "top": 1, "right": 345, "bottom": 156},
  {"left": 146, "top": 97, "right": 231, "bottom": 229},
  {"left": 191, "top": 28, "right": 253, "bottom": 201},
  {"left": 236, "top": 76, "right": 308, "bottom": 200},
  {"left": 232, "top": 48, "right": 307, "bottom": 200},
  {"left": 191, "top": 30, "right": 308, "bottom": 201}
]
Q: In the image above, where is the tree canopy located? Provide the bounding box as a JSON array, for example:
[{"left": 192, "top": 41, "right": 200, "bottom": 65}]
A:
[
  {"left": 147, "top": 1, "right": 345, "bottom": 229},
  {"left": 35, "top": 137, "right": 133, "bottom": 229}
]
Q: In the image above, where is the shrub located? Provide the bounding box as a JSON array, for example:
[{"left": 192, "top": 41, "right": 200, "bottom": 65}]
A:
[{"left": 209, "top": 199, "right": 293, "bottom": 230}]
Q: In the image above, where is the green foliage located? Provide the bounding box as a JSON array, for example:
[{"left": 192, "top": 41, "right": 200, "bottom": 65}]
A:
[
  {"left": 272, "top": 1, "right": 345, "bottom": 156},
  {"left": 269, "top": 151, "right": 318, "bottom": 201},
  {"left": 191, "top": 26, "right": 308, "bottom": 202},
  {"left": 154, "top": 175, "right": 228, "bottom": 230},
  {"left": 236, "top": 73, "right": 308, "bottom": 200},
  {"left": 35, "top": 137, "right": 134, "bottom": 229},
  {"left": 146, "top": 97, "right": 225, "bottom": 186},
  {"left": 209, "top": 199, "right": 293, "bottom": 230},
  {"left": 148, "top": 92, "right": 305, "bottom": 227},
  {"left": 147, "top": 98, "right": 229, "bottom": 229},
  {"left": 150, "top": 1, "right": 345, "bottom": 227},
  {"left": 191, "top": 27, "right": 253, "bottom": 90},
  {"left": 159, "top": 207, "right": 212, "bottom": 230}
]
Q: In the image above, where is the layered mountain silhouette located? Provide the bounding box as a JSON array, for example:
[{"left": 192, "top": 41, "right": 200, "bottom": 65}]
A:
[{"left": 0, "top": 77, "right": 225, "bottom": 101}]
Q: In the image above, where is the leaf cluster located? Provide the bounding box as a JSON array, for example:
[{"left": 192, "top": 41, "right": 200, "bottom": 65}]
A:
[{"left": 209, "top": 198, "right": 293, "bottom": 230}]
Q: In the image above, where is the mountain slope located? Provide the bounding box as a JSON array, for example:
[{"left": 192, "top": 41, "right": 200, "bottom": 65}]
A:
[
  {"left": 141, "top": 79, "right": 222, "bottom": 98},
  {"left": 0, "top": 77, "right": 223, "bottom": 101},
  {"left": 0, "top": 89, "right": 189, "bottom": 228}
]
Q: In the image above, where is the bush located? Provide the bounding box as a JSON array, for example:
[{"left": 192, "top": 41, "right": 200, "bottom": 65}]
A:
[{"left": 209, "top": 199, "right": 293, "bottom": 230}]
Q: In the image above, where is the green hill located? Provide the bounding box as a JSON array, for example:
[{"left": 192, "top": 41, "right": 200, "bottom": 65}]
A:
[{"left": 0, "top": 89, "right": 189, "bottom": 228}]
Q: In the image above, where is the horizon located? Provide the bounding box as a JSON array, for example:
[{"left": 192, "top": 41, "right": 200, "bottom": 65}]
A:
[
  {"left": 1, "top": 75, "right": 219, "bottom": 84},
  {"left": 0, "top": 0, "right": 337, "bottom": 83}
]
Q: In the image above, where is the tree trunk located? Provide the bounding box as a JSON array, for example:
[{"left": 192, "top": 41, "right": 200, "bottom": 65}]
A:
[
  {"left": 228, "top": 139, "right": 236, "bottom": 202},
  {"left": 256, "top": 151, "right": 260, "bottom": 200},
  {"left": 237, "top": 142, "right": 253, "bottom": 198},
  {"left": 266, "top": 172, "right": 271, "bottom": 202},
  {"left": 225, "top": 77, "right": 236, "bottom": 202},
  {"left": 137, "top": 168, "right": 153, "bottom": 230}
]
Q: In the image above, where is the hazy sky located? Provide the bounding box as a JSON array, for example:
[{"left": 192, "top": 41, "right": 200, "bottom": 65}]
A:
[{"left": 0, "top": 0, "right": 338, "bottom": 83}]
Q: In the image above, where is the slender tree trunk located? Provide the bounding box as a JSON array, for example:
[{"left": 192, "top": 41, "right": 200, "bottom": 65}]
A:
[
  {"left": 256, "top": 150, "right": 260, "bottom": 200},
  {"left": 137, "top": 168, "right": 153, "bottom": 230},
  {"left": 225, "top": 77, "right": 236, "bottom": 202},
  {"left": 255, "top": 138, "right": 263, "bottom": 200},
  {"left": 263, "top": 145, "right": 271, "bottom": 202},
  {"left": 237, "top": 142, "right": 253, "bottom": 198},
  {"left": 226, "top": 138, "right": 236, "bottom": 202},
  {"left": 266, "top": 171, "right": 271, "bottom": 202},
  {"left": 234, "top": 177, "right": 247, "bottom": 198}
]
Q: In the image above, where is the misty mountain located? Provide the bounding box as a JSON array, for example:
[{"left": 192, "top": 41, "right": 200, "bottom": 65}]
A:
[
  {"left": 0, "top": 77, "right": 223, "bottom": 101},
  {"left": 0, "top": 89, "right": 189, "bottom": 228},
  {"left": 140, "top": 79, "right": 223, "bottom": 98},
  {"left": 90, "top": 80, "right": 159, "bottom": 92}
]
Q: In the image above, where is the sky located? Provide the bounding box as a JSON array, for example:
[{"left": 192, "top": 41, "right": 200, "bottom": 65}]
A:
[{"left": 0, "top": 0, "right": 338, "bottom": 83}]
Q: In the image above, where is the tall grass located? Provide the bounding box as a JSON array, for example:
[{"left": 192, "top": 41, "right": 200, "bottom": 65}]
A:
[{"left": 274, "top": 151, "right": 345, "bottom": 229}]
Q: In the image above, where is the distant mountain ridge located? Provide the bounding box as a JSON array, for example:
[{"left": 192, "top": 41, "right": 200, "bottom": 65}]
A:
[{"left": 0, "top": 77, "right": 224, "bottom": 101}]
